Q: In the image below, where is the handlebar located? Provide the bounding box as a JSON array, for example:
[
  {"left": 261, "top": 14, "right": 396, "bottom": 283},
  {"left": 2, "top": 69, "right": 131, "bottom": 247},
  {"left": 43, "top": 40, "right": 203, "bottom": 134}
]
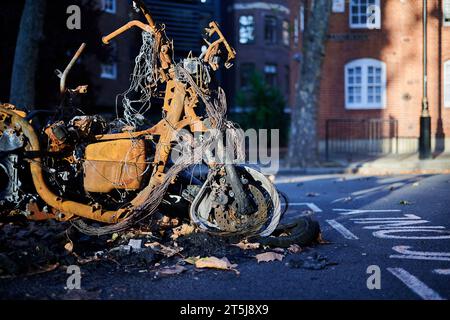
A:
[
  {"left": 102, "top": 1, "right": 155, "bottom": 45},
  {"left": 102, "top": 20, "right": 153, "bottom": 44}
]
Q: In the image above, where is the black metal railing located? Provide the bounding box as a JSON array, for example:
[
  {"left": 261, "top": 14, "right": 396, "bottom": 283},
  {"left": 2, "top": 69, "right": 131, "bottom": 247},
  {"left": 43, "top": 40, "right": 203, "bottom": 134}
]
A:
[{"left": 325, "top": 118, "right": 399, "bottom": 160}]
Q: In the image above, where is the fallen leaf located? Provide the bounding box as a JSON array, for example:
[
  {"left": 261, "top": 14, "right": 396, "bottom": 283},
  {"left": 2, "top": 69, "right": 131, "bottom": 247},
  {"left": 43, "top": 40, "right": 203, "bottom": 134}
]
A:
[
  {"left": 26, "top": 263, "right": 60, "bottom": 276},
  {"left": 255, "top": 252, "right": 284, "bottom": 263},
  {"left": 288, "top": 244, "right": 302, "bottom": 254},
  {"left": 171, "top": 224, "right": 196, "bottom": 240},
  {"left": 232, "top": 240, "right": 260, "bottom": 250},
  {"left": 272, "top": 248, "right": 285, "bottom": 253},
  {"left": 158, "top": 265, "right": 187, "bottom": 276},
  {"left": 144, "top": 242, "right": 183, "bottom": 257},
  {"left": 73, "top": 252, "right": 99, "bottom": 265},
  {"left": 412, "top": 182, "right": 420, "bottom": 187},
  {"left": 399, "top": 200, "right": 412, "bottom": 205},
  {"left": 195, "top": 256, "right": 239, "bottom": 274},
  {"left": 184, "top": 256, "right": 200, "bottom": 265},
  {"left": 316, "top": 233, "right": 331, "bottom": 244},
  {"left": 64, "top": 241, "right": 73, "bottom": 253}
]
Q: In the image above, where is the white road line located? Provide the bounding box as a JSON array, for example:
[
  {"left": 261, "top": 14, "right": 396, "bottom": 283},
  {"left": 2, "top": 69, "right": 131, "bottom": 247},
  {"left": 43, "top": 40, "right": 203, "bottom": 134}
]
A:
[
  {"left": 333, "top": 209, "right": 402, "bottom": 215},
  {"left": 326, "top": 219, "right": 359, "bottom": 240},
  {"left": 387, "top": 268, "right": 445, "bottom": 300},
  {"left": 392, "top": 245, "right": 450, "bottom": 257},
  {"left": 390, "top": 254, "right": 450, "bottom": 262},
  {"left": 282, "top": 203, "right": 323, "bottom": 212},
  {"left": 433, "top": 269, "right": 450, "bottom": 275}
]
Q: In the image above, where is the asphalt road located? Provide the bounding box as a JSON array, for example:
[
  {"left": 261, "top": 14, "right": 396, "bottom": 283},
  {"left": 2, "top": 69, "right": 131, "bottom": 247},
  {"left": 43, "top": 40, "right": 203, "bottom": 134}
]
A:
[{"left": 1, "top": 174, "right": 450, "bottom": 300}]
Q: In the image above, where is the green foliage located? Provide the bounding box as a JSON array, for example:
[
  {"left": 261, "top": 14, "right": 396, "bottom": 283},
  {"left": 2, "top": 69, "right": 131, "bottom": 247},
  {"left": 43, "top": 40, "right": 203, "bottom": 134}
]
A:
[{"left": 231, "top": 72, "right": 290, "bottom": 146}]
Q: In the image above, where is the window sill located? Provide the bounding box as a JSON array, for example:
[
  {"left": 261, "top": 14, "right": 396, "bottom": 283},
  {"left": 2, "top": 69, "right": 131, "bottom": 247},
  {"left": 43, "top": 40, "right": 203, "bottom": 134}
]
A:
[{"left": 345, "top": 105, "right": 386, "bottom": 110}]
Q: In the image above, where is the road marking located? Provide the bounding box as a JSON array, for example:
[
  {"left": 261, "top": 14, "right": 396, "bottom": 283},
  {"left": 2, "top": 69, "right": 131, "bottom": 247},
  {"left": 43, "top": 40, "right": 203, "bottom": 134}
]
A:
[
  {"left": 350, "top": 215, "right": 450, "bottom": 239},
  {"left": 282, "top": 202, "right": 323, "bottom": 212},
  {"left": 333, "top": 209, "right": 401, "bottom": 215},
  {"left": 433, "top": 269, "right": 450, "bottom": 275},
  {"left": 390, "top": 246, "right": 450, "bottom": 262},
  {"left": 387, "top": 268, "right": 444, "bottom": 300},
  {"left": 373, "top": 229, "right": 450, "bottom": 240},
  {"left": 326, "top": 219, "right": 359, "bottom": 240}
]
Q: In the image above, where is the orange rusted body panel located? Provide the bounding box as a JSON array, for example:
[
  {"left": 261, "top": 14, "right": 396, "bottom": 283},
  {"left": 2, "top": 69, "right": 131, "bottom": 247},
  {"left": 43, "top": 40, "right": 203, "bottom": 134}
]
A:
[{"left": 83, "top": 139, "right": 147, "bottom": 193}]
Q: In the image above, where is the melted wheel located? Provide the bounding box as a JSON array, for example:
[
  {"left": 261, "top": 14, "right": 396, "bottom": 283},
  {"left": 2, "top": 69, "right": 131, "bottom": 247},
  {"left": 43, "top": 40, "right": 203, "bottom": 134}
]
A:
[{"left": 212, "top": 184, "right": 270, "bottom": 234}]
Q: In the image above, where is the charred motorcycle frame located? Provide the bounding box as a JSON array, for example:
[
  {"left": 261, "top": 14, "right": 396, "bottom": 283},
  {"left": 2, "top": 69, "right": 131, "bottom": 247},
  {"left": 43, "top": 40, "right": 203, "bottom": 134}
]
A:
[{"left": 0, "top": 1, "right": 281, "bottom": 237}]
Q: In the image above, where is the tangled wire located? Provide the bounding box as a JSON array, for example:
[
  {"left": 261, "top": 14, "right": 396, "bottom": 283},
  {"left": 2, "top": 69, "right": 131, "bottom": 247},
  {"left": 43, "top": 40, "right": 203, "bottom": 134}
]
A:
[{"left": 116, "top": 31, "right": 159, "bottom": 128}]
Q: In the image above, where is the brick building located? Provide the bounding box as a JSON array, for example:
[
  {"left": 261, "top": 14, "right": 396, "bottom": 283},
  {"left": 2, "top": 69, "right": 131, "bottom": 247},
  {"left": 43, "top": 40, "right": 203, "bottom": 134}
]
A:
[
  {"left": 291, "top": 0, "right": 450, "bottom": 156},
  {"left": 93, "top": 0, "right": 135, "bottom": 110},
  {"left": 222, "top": 0, "right": 292, "bottom": 110}
]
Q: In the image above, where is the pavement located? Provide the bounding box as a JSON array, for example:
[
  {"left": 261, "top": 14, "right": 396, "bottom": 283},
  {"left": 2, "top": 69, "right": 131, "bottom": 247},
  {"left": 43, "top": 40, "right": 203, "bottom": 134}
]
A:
[
  {"left": 277, "top": 153, "right": 450, "bottom": 175},
  {"left": 1, "top": 173, "right": 449, "bottom": 300}
]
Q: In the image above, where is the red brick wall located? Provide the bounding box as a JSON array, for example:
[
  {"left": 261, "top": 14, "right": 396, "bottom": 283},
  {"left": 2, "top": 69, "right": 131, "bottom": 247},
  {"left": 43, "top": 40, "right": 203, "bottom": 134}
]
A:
[{"left": 315, "top": 0, "right": 450, "bottom": 142}]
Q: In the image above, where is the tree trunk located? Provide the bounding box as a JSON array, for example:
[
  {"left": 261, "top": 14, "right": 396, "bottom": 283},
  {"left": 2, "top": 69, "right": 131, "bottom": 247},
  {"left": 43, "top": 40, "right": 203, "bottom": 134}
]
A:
[
  {"left": 287, "top": 0, "right": 331, "bottom": 168},
  {"left": 9, "top": 0, "right": 47, "bottom": 110}
]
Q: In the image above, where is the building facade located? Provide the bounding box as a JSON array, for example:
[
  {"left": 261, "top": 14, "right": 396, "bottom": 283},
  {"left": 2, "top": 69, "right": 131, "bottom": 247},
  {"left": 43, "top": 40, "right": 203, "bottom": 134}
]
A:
[
  {"left": 93, "top": 0, "right": 135, "bottom": 110},
  {"left": 222, "top": 0, "right": 292, "bottom": 109},
  {"left": 316, "top": 0, "right": 450, "bottom": 155}
]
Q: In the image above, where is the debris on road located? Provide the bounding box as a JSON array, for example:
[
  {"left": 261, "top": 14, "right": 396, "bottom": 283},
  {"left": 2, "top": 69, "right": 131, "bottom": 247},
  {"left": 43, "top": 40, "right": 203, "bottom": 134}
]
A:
[
  {"left": 255, "top": 252, "right": 284, "bottom": 263},
  {"left": 306, "top": 192, "right": 320, "bottom": 197},
  {"left": 288, "top": 244, "right": 302, "bottom": 254},
  {"left": 232, "top": 240, "right": 260, "bottom": 250},
  {"left": 0, "top": 214, "right": 325, "bottom": 278},
  {"left": 157, "top": 265, "right": 187, "bottom": 276},
  {"left": 286, "top": 253, "right": 338, "bottom": 270}
]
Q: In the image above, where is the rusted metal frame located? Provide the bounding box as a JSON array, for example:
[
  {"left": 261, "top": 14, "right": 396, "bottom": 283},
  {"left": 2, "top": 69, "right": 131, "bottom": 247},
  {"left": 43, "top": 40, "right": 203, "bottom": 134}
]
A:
[
  {"left": 132, "top": 0, "right": 156, "bottom": 27},
  {"left": 102, "top": 20, "right": 154, "bottom": 45},
  {"left": 60, "top": 43, "right": 86, "bottom": 95},
  {"left": 204, "top": 21, "right": 236, "bottom": 70},
  {"left": 0, "top": 106, "right": 155, "bottom": 224}
]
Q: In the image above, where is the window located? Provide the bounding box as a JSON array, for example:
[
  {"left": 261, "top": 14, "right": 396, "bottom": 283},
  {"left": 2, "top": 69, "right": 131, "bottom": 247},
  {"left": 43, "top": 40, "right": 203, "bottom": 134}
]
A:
[
  {"left": 102, "top": 0, "right": 116, "bottom": 14},
  {"left": 294, "top": 18, "right": 299, "bottom": 46},
  {"left": 101, "top": 63, "right": 117, "bottom": 79},
  {"left": 264, "top": 64, "right": 277, "bottom": 87},
  {"left": 282, "top": 20, "right": 290, "bottom": 46},
  {"left": 444, "top": 61, "right": 450, "bottom": 108},
  {"left": 345, "top": 58, "right": 386, "bottom": 109},
  {"left": 264, "top": 16, "right": 277, "bottom": 44},
  {"left": 444, "top": 0, "right": 450, "bottom": 26},
  {"left": 349, "top": 0, "right": 380, "bottom": 29},
  {"left": 300, "top": 4, "right": 305, "bottom": 32},
  {"left": 239, "top": 15, "right": 255, "bottom": 44},
  {"left": 240, "top": 63, "right": 255, "bottom": 90}
]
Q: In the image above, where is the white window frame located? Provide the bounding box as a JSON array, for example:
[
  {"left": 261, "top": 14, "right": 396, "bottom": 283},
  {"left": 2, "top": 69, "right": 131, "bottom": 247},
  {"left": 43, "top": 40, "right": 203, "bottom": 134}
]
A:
[
  {"left": 238, "top": 15, "right": 256, "bottom": 44},
  {"left": 349, "top": 0, "right": 381, "bottom": 29},
  {"left": 102, "top": 0, "right": 116, "bottom": 14},
  {"left": 282, "top": 20, "right": 290, "bottom": 46},
  {"left": 101, "top": 63, "right": 117, "bottom": 80},
  {"left": 444, "top": 60, "right": 450, "bottom": 108},
  {"left": 300, "top": 4, "right": 305, "bottom": 32},
  {"left": 345, "top": 58, "right": 386, "bottom": 110}
]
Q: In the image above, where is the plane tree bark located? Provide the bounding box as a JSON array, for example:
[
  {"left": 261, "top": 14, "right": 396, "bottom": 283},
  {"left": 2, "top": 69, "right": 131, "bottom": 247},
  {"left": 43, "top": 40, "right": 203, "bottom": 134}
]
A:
[
  {"left": 9, "top": 0, "right": 47, "bottom": 110},
  {"left": 287, "top": 0, "right": 332, "bottom": 167}
]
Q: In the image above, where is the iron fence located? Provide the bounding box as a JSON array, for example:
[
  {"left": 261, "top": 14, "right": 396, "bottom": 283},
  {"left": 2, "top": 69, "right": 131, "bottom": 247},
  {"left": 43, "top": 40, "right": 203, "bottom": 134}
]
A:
[{"left": 325, "top": 118, "right": 399, "bottom": 160}]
